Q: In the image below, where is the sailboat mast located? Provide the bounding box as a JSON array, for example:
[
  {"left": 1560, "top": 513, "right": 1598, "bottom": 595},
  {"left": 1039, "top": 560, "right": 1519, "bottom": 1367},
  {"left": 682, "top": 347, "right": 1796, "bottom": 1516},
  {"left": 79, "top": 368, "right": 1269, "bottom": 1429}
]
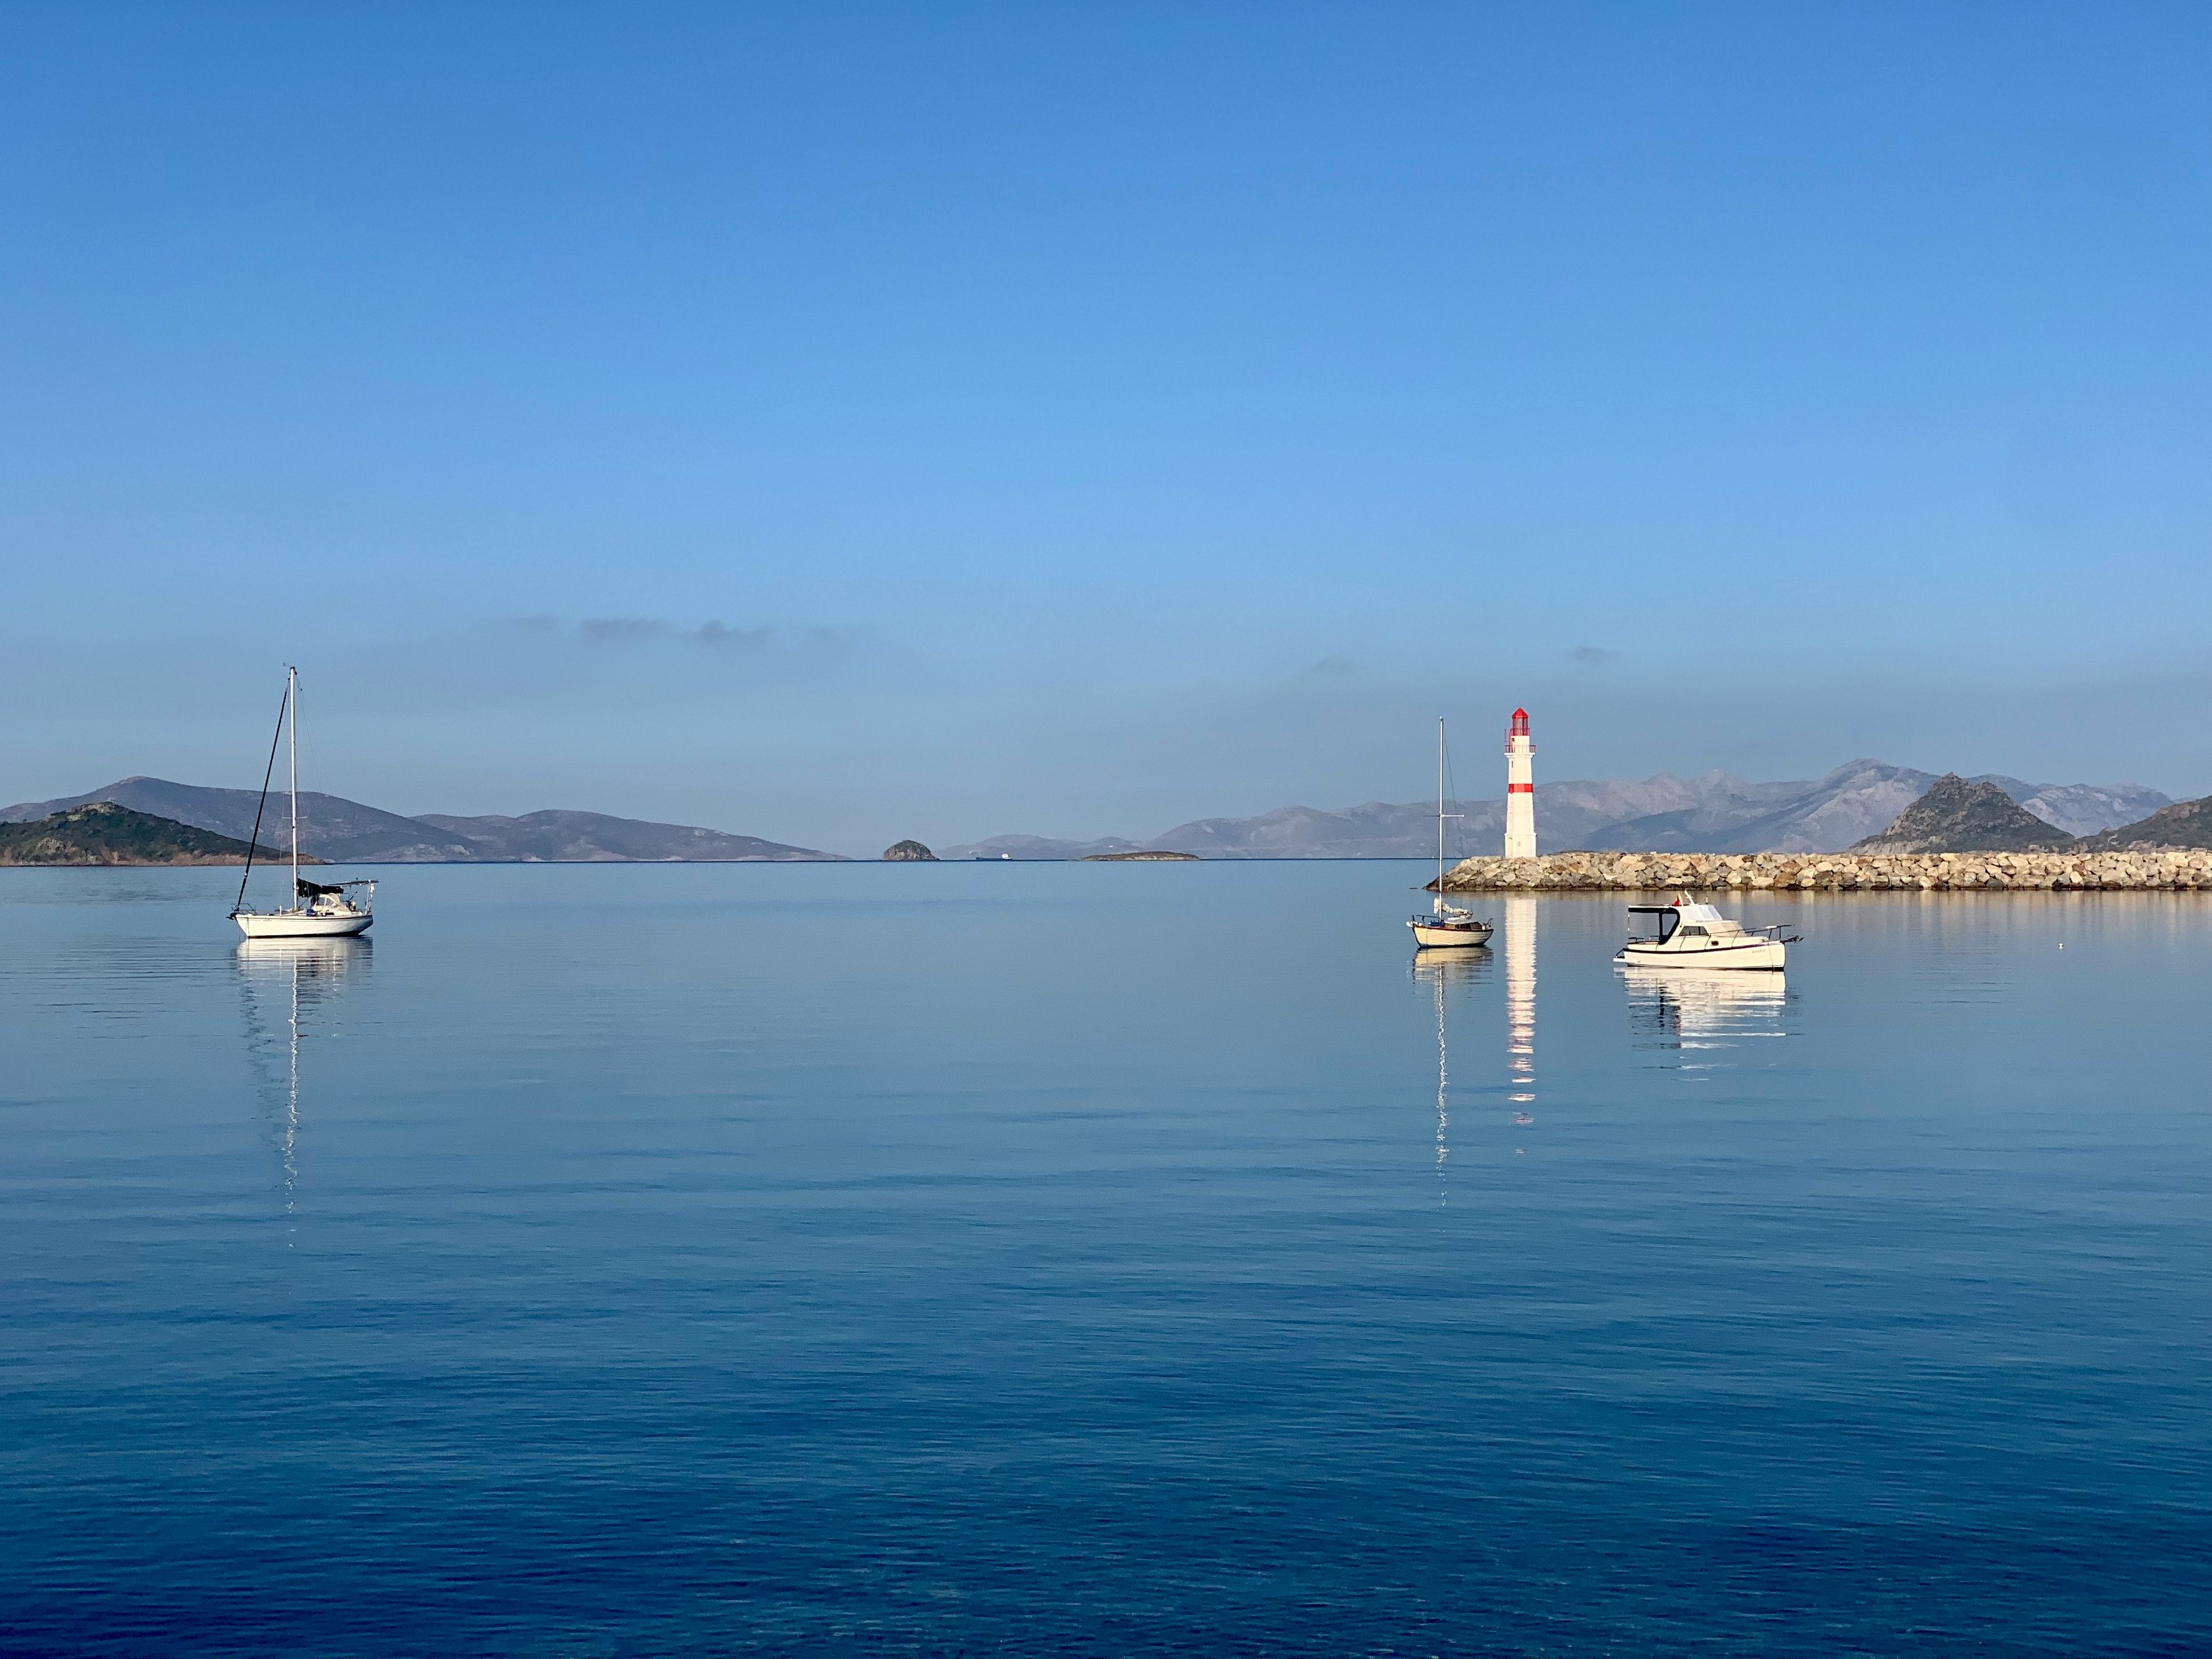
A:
[
  {"left": 287, "top": 666, "right": 299, "bottom": 902},
  {"left": 1435, "top": 717, "right": 1445, "bottom": 916}
]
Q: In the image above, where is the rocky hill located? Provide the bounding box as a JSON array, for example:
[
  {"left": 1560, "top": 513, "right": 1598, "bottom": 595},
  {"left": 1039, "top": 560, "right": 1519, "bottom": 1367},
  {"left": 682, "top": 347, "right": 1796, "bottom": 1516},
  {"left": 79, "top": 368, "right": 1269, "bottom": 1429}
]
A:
[
  {"left": 2, "top": 779, "right": 841, "bottom": 862},
  {"left": 2075, "top": 796, "right": 2212, "bottom": 851},
  {"left": 1851, "top": 775, "right": 2079, "bottom": 854},
  {"left": 0, "top": 802, "right": 278, "bottom": 866}
]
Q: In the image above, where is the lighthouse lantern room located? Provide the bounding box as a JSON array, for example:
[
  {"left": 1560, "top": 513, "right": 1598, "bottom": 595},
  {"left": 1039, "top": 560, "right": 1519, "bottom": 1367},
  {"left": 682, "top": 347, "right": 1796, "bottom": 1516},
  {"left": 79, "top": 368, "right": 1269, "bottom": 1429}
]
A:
[{"left": 1504, "top": 708, "right": 1536, "bottom": 859}]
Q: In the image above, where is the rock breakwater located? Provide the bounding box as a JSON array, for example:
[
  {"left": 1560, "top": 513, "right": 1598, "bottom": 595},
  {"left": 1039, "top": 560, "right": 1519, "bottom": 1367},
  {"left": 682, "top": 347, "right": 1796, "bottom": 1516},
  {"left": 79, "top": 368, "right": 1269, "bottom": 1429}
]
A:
[{"left": 1438, "top": 849, "right": 2212, "bottom": 892}]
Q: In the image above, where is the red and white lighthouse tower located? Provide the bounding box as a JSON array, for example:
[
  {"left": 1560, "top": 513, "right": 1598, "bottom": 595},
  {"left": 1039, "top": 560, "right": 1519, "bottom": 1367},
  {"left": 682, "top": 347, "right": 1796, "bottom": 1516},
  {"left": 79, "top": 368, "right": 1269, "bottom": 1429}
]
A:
[{"left": 1503, "top": 707, "right": 1536, "bottom": 859}]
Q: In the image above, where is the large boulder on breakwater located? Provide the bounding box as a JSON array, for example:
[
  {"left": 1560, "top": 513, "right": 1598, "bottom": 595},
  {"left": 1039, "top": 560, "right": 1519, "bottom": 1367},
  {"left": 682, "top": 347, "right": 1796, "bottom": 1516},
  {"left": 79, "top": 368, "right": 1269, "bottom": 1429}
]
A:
[
  {"left": 1851, "top": 774, "right": 2075, "bottom": 854},
  {"left": 882, "top": 839, "right": 938, "bottom": 861}
]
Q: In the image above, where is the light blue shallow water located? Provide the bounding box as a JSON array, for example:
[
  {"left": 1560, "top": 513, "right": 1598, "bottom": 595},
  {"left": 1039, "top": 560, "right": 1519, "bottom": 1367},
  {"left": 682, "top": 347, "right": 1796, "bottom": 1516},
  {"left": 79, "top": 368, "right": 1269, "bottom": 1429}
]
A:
[{"left": 2, "top": 861, "right": 2207, "bottom": 1656}]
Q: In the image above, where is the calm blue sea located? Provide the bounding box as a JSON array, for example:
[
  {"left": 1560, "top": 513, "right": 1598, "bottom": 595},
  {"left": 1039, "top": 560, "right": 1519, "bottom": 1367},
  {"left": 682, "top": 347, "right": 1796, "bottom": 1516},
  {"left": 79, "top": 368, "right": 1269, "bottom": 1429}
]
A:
[{"left": 2, "top": 862, "right": 2207, "bottom": 1656}]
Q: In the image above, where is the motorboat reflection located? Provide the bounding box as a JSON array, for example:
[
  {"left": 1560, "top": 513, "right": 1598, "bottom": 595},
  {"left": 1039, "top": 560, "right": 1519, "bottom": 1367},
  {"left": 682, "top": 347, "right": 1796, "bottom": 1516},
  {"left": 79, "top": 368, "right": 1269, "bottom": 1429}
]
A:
[
  {"left": 237, "top": 935, "right": 369, "bottom": 1215},
  {"left": 1412, "top": 944, "right": 1490, "bottom": 1202},
  {"left": 1622, "top": 964, "right": 1787, "bottom": 1052}
]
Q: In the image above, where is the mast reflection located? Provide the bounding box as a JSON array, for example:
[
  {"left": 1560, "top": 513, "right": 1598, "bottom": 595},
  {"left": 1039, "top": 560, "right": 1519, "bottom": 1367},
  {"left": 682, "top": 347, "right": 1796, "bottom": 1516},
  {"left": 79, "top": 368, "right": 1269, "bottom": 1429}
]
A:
[
  {"left": 1411, "top": 944, "right": 1490, "bottom": 1203},
  {"left": 237, "top": 936, "right": 369, "bottom": 1220}
]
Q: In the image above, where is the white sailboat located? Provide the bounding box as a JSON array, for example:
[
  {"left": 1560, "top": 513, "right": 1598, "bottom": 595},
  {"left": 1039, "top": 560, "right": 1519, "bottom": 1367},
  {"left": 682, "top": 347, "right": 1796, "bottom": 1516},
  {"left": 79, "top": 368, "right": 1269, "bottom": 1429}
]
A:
[
  {"left": 1408, "top": 718, "right": 1493, "bottom": 949},
  {"left": 229, "top": 667, "right": 375, "bottom": 940}
]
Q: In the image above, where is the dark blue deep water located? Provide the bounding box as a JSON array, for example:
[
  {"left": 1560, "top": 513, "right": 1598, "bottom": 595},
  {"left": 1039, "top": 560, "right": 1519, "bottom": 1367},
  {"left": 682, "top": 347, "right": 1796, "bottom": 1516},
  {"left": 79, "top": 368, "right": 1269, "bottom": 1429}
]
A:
[{"left": 2, "top": 862, "right": 2207, "bottom": 1656}]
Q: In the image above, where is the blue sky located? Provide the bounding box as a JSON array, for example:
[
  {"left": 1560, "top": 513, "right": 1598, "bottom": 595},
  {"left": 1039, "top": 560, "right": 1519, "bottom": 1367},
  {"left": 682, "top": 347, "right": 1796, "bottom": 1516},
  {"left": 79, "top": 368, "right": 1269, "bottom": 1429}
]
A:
[{"left": 3, "top": 3, "right": 2206, "bottom": 853}]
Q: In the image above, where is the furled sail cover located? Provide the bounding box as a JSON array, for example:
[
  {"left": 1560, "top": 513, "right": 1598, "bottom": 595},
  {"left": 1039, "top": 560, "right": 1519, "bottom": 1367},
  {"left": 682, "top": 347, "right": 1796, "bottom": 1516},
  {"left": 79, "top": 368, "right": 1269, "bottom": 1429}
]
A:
[{"left": 296, "top": 878, "right": 346, "bottom": 897}]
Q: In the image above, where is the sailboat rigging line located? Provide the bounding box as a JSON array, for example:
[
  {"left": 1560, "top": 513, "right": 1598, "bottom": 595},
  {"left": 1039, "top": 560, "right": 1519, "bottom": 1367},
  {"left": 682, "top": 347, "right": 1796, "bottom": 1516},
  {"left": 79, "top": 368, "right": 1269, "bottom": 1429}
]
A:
[{"left": 229, "top": 677, "right": 292, "bottom": 919}]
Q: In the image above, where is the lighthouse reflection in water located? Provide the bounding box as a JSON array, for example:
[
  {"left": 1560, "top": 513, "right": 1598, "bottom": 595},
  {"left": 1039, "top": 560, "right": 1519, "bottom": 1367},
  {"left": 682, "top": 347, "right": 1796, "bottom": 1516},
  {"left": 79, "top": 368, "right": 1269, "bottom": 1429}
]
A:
[{"left": 236, "top": 937, "right": 370, "bottom": 1218}]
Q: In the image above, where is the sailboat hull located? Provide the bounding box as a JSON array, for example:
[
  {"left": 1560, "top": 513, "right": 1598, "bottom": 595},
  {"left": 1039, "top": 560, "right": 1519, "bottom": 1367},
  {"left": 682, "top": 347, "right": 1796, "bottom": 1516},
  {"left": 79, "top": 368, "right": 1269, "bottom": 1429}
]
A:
[
  {"left": 235, "top": 911, "right": 373, "bottom": 939},
  {"left": 1409, "top": 919, "right": 1493, "bottom": 948}
]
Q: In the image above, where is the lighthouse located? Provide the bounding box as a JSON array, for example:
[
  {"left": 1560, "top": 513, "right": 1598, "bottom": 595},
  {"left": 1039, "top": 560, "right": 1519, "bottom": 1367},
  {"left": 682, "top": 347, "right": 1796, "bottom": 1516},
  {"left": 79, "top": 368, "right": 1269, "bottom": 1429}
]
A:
[{"left": 1503, "top": 707, "right": 1536, "bottom": 859}]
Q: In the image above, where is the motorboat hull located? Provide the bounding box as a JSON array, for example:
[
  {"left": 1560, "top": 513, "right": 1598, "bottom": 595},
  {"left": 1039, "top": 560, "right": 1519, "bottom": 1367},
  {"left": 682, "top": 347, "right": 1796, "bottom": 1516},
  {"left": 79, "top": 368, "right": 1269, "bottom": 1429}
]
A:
[
  {"left": 1411, "top": 919, "right": 1493, "bottom": 949},
  {"left": 235, "top": 910, "right": 373, "bottom": 940},
  {"left": 1615, "top": 938, "right": 1783, "bottom": 971}
]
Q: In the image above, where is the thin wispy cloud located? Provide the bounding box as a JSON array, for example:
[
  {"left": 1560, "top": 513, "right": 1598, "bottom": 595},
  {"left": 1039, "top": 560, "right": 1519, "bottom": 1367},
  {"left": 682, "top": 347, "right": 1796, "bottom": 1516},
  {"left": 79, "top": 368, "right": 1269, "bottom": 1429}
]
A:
[
  {"left": 579, "top": 618, "right": 668, "bottom": 643},
  {"left": 695, "top": 621, "right": 774, "bottom": 649},
  {"left": 1570, "top": 645, "right": 1624, "bottom": 664},
  {"left": 485, "top": 616, "right": 854, "bottom": 657}
]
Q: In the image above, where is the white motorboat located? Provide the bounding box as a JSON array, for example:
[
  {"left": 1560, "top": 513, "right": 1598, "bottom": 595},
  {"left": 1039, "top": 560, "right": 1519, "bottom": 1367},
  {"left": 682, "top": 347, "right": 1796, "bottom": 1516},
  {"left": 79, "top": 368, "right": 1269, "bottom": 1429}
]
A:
[
  {"left": 229, "top": 667, "right": 376, "bottom": 940},
  {"left": 1615, "top": 894, "right": 1793, "bottom": 971},
  {"left": 1409, "top": 718, "right": 1493, "bottom": 949}
]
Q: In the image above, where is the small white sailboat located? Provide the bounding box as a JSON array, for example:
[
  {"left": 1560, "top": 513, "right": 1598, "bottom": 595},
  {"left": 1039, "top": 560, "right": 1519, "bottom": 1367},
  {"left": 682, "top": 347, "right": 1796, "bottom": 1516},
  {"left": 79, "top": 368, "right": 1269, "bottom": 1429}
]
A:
[
  {"left": 1613, "top": 894, "right": 1793, "bottom": 971},
  {"left": 1409, "top": 719, "right": 1493, "bottom": 949},
  {"left": 229, "top": 667, "right": 374, "bottom": 940}
]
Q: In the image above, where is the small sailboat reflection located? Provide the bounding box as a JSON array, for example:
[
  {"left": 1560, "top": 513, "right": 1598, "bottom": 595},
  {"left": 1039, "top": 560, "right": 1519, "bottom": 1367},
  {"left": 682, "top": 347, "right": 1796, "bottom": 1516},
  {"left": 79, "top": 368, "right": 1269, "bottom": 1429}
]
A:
[
  {"left": 237, "top": 935, "right": 369, "bottom": 1218},
  {"left": 1412, "top": 944, "right": 1490, "bottom": 1202},
  {"left": 1622, "top": 964, "right": 1787, "bottom": 1054}
]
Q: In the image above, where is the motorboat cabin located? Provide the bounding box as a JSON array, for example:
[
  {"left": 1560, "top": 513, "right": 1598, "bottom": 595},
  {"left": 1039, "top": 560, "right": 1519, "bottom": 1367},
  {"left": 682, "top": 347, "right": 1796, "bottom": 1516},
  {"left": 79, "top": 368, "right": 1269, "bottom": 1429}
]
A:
[{"left": 1615, "top": 894, "right": 1793, "bottom": 971}]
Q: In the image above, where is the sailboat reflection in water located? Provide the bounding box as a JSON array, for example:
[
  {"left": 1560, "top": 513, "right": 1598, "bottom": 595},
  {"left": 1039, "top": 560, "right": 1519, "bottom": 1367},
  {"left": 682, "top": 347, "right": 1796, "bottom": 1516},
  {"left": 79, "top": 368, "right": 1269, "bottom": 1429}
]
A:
[
  {"left": 1411, "top": 944, "right": 1490, "bottom": 1203},
  {"left": 237, "top": 936, "right": 370, "bottom": 1220}
]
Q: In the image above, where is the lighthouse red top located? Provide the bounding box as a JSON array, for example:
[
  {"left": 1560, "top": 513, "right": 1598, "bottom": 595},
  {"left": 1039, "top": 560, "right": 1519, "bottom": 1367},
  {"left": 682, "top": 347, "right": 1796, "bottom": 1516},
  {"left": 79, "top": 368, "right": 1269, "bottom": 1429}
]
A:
[{"left": 1509, "top": 708, "right": 1530, "bottom": 736}]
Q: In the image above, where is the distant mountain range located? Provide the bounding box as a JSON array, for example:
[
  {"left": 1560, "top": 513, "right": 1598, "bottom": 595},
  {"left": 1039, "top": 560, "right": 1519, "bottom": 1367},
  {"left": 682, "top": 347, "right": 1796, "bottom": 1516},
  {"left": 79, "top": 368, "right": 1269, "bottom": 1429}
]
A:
[
  {"left": 3, "top": 762, "right": 2181, "bottom": 866},
  {"left": 0, "top": 779, "right": 842, "bottom": 863},
  {"left": 940, "top": 761, "right": 2174, "bottom": 860}
]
